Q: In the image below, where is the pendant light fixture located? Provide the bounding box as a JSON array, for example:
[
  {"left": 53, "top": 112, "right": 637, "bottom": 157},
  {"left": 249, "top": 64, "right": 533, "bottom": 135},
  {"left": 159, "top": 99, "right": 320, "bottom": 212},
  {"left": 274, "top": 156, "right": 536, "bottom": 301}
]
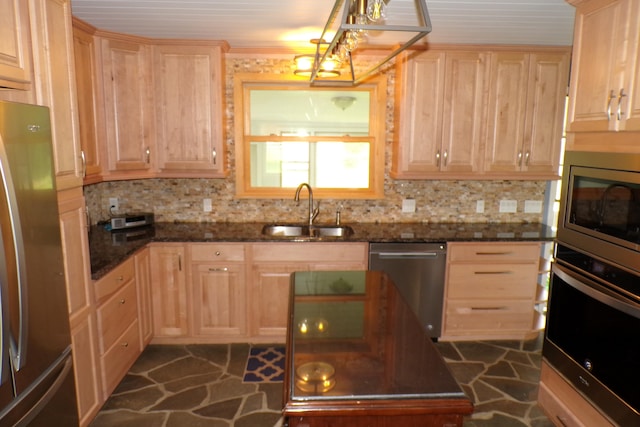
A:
[{"left": 294, "top": 0, "right": 432, "bottom": 86}]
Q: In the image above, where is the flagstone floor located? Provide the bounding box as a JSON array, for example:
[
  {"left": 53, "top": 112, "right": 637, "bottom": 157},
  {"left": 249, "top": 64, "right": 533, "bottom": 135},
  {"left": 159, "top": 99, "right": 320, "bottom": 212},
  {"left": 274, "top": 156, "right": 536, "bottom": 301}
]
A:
[{"left": 90, "top": 334, "right": 553, "bottom": 427}]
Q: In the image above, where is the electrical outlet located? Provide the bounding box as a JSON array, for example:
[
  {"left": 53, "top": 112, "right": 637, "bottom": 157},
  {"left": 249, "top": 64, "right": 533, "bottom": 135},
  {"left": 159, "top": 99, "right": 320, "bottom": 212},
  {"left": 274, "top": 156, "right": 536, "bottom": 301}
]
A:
[
  {"left": 499, "top": 199, "right": 517, "bottom": 213},
  {"left": 108, "top": 197, "right": 119, "bottom": 212},
  {"left": 401, "top": 198, "right": 416, "bottom": 213},
  {"left": 476, "top": 200, "right": 484, "bottom": 213},
  {"left": 203, "top": 198, "right": 212, "bottom": 212}
]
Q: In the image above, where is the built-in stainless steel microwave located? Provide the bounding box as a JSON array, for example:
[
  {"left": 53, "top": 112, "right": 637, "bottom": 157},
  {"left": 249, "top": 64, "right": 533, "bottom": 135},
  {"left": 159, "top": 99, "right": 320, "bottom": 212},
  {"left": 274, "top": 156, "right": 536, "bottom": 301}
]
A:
[{"left": 557, "top": 151, "right": 640, "bottom": 272}]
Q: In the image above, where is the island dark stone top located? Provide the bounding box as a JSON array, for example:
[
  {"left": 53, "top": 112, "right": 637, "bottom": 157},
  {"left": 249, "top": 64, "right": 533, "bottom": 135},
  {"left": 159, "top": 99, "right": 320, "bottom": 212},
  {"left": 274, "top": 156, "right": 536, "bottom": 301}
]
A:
[{"left": 89, "top": 221, "right": 555, "bottom": 279}]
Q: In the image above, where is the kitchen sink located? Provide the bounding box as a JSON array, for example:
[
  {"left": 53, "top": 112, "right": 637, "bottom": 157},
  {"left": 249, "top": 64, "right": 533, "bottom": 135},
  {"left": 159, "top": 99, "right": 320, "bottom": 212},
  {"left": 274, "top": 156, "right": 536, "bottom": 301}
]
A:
[{"left": 261, "top": 224, "right": 354, "bottom": 239}]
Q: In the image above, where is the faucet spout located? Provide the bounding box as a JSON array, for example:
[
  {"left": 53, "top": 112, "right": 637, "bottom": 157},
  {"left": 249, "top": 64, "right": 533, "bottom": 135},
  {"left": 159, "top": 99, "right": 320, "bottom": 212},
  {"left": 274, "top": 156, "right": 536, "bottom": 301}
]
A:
[{"left": 294, "top": 183, "right": 319, "bottom": 226}]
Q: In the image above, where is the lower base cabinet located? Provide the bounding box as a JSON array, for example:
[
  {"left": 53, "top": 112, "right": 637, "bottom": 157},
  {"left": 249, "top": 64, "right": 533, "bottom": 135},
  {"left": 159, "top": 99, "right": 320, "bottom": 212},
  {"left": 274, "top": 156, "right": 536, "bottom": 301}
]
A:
[
  {"left": 442, "top": 242, "right": 542, "bottom": 341},
  {"left": 538, "top": 361, "right": 615, "bottom": 427}
]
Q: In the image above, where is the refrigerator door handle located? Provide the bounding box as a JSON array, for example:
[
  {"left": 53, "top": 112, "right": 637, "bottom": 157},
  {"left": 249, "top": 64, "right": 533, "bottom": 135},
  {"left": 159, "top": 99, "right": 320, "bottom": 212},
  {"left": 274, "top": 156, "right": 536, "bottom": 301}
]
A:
[{"left": 0, "top": 140, "right": 28, "bottom": 372}]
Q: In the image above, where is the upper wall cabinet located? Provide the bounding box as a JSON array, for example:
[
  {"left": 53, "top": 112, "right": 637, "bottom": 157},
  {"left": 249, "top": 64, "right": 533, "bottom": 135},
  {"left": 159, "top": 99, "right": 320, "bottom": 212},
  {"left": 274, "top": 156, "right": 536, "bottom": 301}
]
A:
[
  {"left": 72, "top": 18, "right": 103, "bottom": 183},
  {"left": 100, "top": 36, "right": 155, "bottom": 178},
  {"left": 0, "top": 0, "right": 31, "bottom": 90},
  {"left": 29, "top": 0, "right": 84, "bottom": 190},
  {"left": 392, "top": 50, "right": 488, "bottom": 178},
  {"left": 393, "top": 46, "right": 569, "bottom": 180},
  {"left": 153, "top": 43, "right": 227, "bottom": 177},
  {"left": 483, "top": 51, "right": 569, "bottom": 178},
  {"left": 566, "top": 0, "right": 640, "bottom": 134}
]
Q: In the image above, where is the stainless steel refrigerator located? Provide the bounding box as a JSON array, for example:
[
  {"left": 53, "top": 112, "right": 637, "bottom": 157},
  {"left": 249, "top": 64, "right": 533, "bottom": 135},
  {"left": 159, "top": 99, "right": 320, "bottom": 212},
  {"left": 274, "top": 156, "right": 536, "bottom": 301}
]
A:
[{"left": 0, "top": 101, "right": 78, "bottom": 426}]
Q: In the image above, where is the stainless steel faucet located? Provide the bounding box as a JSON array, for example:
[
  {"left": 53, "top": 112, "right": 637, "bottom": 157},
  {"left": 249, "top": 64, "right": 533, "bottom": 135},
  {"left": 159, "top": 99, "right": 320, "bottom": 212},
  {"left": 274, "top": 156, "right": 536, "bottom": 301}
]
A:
[{"left": 294, "top": 183, "right": 319, "bottom": 226}]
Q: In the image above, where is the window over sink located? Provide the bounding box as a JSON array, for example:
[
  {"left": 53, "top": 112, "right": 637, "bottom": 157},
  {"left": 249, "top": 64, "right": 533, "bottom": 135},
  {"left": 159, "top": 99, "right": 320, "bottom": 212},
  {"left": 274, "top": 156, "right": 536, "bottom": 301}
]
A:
[{"left": 233, "top": 74, "right": 386, "bottom": 199}]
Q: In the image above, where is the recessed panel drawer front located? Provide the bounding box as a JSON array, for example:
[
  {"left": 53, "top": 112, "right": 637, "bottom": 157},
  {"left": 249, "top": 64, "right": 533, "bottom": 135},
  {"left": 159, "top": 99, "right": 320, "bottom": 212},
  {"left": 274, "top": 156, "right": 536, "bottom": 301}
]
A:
[
  {"left": 97, "top": 280, "right": 138, "bottom": 353},
  {"left": 444, "top": 299, "right": 533, "bottom": 332},
  {"left": 190, "top": 243, "right": 246, "bottom": 262},
  {"left": 447, "top": 263, "right": 538, "bottom": 299},
  {"left": 449, "top": 243, "right": 540, "bottom": 263},
  {"left": 95, "top": 258, "right": 135, "bottom": 302},
  {"left": 101, "top": 319, "right": 140, "bottom": 396}
]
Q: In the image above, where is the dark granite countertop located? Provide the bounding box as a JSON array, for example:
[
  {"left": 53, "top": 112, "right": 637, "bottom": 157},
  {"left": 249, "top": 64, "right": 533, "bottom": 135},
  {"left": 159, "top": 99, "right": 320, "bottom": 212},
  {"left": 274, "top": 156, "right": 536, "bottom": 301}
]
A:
[{"left": 89, "top": 221, "right": 555, "bottom": 280}]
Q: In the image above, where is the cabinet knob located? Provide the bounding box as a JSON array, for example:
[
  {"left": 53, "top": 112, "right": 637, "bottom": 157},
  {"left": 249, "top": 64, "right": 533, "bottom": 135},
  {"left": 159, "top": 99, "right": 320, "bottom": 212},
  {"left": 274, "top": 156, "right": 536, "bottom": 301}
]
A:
[
  {"left": 121, "top": 342, "right": 129, "bottom": 348},
  {"left": 215, "top": 251, "right": 221, "bottom": 256},
  {"left": 119, "top": 298, "right": 126, "bottom": 304}
]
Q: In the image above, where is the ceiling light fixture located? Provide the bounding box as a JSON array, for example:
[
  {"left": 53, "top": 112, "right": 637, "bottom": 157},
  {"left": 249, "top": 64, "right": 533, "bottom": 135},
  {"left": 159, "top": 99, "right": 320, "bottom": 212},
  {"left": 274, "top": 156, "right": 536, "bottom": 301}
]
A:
[
  {"left": 331, "top": 95, "right": 357, "bottom": 110},
  {"left": 296, "top": 0, "right": 432, "bottom": 86}
]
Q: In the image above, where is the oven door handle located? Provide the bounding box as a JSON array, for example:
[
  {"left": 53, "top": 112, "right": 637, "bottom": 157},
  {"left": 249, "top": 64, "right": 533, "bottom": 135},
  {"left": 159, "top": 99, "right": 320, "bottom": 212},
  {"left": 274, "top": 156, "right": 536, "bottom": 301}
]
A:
[{"left": 553, "top": 263, "right": 640, "bottom": 319}]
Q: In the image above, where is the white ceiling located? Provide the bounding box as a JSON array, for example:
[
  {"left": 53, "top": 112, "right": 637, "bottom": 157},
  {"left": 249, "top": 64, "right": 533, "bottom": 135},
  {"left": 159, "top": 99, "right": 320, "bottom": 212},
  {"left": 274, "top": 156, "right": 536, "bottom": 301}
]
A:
[{"left": 69, "top": 0, "right": 576, "bottom": 50}]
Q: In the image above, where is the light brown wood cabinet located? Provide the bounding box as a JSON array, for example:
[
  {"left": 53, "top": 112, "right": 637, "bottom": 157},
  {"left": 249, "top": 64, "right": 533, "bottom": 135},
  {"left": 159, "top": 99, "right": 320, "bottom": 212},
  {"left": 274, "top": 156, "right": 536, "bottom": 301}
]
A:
[
  {"left": 94, "top": 257, "right": 142, "bottom": 399},
  {"left": 100, "top": 35, "right": 155, "bottom": 177},
  {"left": 190, "top": 243, "right": 247, "bottom": 338},
  {"left": 250, "top": 243, "right": 369, "bottom": 341},
  {"left": 442, "top": 241, "right": 541, "bottom": 341},
  {"left": 392, "top": 50, "right": 487, "bottom": 178},
  {"left": 566, "top": 0, "right": 640, "bottom": 134},
  {"left": 150, "top": 244, "right": 189, "bottom": 338},
  {"left": 58, "top": 188, "right": 102, "bottom": 426},
  {"left": 135, "top": 247, "right": 153, "bottom": 348},
  {"left": 538, "top": 361, "right": 615, "bottom": 427},
  {"left": 483, "top": 51, "right": 569, "bottom": 178},
  {"left": 29, "top": 0, "right": 84, "bottom": 190},
  {"left": 0, "top": 0, "right": 31, "bottom": 89},
  {"left": 72, "top": 18, "right": 103, "bottom": 183},
  {"left": 153, "top": 43, "right": 227, "bottom": 177},
  {"left": 393, "top": 46, "right": 569, "bottom": 180}
]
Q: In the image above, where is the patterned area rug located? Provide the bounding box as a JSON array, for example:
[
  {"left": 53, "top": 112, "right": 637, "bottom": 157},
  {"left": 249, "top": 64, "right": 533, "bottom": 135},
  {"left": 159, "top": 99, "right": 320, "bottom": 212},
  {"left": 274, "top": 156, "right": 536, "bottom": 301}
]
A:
[{"left": 242, "top": 346, "right": 285, "bottom": 383}]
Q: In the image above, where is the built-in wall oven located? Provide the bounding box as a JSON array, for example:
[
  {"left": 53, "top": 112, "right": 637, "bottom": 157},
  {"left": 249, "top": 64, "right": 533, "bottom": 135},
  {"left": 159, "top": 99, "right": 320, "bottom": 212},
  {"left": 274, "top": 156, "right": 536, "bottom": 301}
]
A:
[{"left": 545, "top": 151, "right": 640, "bottom": 425}]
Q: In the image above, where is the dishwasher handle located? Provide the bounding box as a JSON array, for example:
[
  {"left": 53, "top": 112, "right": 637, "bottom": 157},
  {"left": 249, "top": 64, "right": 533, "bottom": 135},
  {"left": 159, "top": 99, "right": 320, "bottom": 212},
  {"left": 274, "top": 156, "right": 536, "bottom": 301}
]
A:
[{"left": 376, "top": 252, "right": 441, "bottom": 258}]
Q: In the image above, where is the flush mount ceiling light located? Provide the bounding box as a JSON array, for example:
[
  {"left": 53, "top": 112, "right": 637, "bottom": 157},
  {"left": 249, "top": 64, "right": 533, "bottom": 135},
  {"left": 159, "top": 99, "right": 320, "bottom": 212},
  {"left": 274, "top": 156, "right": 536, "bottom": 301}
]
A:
[
  {"left": 296, "top": 0, "right": 432, "bottom": 86},
  {"left": 331, "top": 95, "right": 357, "bottom": 110}
]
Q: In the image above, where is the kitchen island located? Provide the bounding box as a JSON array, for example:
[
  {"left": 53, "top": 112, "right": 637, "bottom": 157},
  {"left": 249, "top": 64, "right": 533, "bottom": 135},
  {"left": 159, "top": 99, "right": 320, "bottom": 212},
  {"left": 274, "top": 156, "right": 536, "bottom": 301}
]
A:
[{"left": 283, "top": 270, "right": 473, "bottom": 426}]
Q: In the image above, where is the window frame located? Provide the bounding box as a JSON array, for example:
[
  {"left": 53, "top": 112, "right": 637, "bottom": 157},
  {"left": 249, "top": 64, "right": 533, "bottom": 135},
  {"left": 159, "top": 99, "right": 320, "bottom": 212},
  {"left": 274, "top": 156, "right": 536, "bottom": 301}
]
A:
[{"left": 233, "top": 73, "right": 387, "bottom": 199}]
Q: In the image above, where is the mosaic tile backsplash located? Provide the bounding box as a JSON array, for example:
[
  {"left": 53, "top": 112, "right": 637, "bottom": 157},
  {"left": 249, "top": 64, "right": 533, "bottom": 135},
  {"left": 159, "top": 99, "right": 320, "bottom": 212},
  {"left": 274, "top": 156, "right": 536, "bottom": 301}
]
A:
[{"left": 83, "top": 55, "right": 553, "bottom": 225}]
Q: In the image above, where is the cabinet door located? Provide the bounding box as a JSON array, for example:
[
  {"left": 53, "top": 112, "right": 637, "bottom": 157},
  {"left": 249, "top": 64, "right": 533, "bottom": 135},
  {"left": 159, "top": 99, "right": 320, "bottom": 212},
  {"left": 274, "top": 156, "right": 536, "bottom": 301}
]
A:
[
  {"left": 392, "top": 51, "right": 445, "bottom": 176},
  {"left": 72, "top": 20, "right": 103, "bottom": 181},
  {"left": 101, "top": 37, "right": 154, "bottom": 175},
  {"left": 249, "top": 263, "right": 299, "bottom": 340},
  {"left": 29, "top": 0, "right": 83, "bottom": 190},
  {"left": 0, "top": 0, "right": 31, "bottom": 89},
  {"left": 567, "top": 0, "right": 631, "bottom": 132},
  {"left": 153, "top": 44, "right": 226, "bottom": 176},
  {"left": 192, "top": 263, "right": 246, "bottom": 337},
  {"left": 521, "top": 52, "right": 569, "bottom": 175},
  {"left": 484, "top": 52, "right": 530, "bottom": 174},
  {"left": 440, "top": 52, "right": 487, "bottom": 174},
  {"left": 57, "top": 189, "right": 102, "bottom": 425},
  {"left": 135, "top": 248, "right": 153, "bottom": 348},
  {"left": 150, "top": 245, "right": 189, "bottom": 337}
]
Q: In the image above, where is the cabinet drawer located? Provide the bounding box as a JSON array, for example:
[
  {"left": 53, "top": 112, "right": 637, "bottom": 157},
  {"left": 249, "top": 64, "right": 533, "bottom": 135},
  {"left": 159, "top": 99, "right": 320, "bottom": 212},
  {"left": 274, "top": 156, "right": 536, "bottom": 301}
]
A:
[
  {"left": 100, "top": 320, "right": 140, "bottom": 396},
  {"left": 97, "top": 280, "right": 138, "bottom": 353},
  {"left": 538, "top": 362, "right": 615, "bottom": 427},
  {"left": 94, "top": 258, "right": 135, "bottom": 302},
  {"left": 252, "top": 242, "right": 368, "bottom": 263},
  {"left": 447, "top": 263, "right": 538, "bottom": 299},
  {"left": 190, "top": 243, "right": 245, "bottom": 262},
  {"left": 448, "top": 242, "right": 540, "bottom": 263},
  {"left": 444, "top": 299, "right": 533, "bottom": 333}
]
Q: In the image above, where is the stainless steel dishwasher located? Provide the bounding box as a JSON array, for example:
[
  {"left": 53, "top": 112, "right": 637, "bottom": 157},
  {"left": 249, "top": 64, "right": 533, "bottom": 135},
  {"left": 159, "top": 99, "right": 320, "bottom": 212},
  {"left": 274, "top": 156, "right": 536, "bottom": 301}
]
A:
[{"left": 369, "top": 243, "right": 446, "bottom": 339}]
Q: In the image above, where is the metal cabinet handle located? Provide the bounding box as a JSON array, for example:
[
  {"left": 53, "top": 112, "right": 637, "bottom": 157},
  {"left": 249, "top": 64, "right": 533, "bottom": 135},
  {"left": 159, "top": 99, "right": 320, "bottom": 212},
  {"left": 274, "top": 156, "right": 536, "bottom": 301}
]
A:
[
  {"left": 473, "top": 271, "right": 513, "bottom": 275},
  {"left": 617, "top": 88, "right": 627, "bottom": 120},
  {"left": 443, "top": 150, "right": 448, "bottom": 167},
  {"left": 209, "top": 267, "right": 229, "bottom": 272},
  {"left": 145, "top": 147, "right": 151, "bottom": 164},
  {"left": 524, "top": 151, "right": 530, "bottom": 166},
  {"left": 212, "top": 148, "right": 217, "bottom": 165},
  {"left": 80, "top": 150, "right": 86, "bottom": 178},
  {"left": 435, "top": 150, "right": 441, "bottom": 167},
  {"left": 517, "top": 151, "right": 523, "bottom": 166},
  {"left": 475, "top": 251, "right": 514, "bottom": 256},
  {"left": 607, "top": 89, "right": 615, "bottom": 120}
]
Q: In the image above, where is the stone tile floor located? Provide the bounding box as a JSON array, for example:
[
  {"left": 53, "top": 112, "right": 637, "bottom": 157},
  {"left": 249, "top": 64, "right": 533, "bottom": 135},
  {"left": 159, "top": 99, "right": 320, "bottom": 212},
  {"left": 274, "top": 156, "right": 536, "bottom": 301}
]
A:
[{"left": 91, "top": 334, "right": 552, "bottom": 427}]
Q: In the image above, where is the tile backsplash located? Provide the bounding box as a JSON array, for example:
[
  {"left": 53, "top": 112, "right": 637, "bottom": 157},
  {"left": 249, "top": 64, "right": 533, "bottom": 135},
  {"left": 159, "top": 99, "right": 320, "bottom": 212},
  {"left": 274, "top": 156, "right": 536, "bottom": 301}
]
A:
[{"left": 83, "top": 54, "right": 554, "bottom": 225}]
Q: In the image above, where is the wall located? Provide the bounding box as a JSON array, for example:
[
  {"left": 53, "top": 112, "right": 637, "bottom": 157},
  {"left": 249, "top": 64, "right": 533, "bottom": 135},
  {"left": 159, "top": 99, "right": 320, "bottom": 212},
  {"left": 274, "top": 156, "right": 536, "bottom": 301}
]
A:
[{"left": 83, "top": 54, "right": 551, "bottom": 225}]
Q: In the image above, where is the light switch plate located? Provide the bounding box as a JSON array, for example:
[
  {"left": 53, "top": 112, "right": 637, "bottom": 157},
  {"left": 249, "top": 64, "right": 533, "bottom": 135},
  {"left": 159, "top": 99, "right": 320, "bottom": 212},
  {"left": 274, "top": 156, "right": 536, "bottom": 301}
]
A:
[
  {"left": 476, "top": 200, "right": 484, "bottom": 213},
  {"left": 203, "top": 198, "right": 212, "bottom": 212},
  {"left": 499, "top": 200, "right": 517, "bottom": 213},
  {"left": 524, "top": 200, "right": 543, "bottom": 213}
]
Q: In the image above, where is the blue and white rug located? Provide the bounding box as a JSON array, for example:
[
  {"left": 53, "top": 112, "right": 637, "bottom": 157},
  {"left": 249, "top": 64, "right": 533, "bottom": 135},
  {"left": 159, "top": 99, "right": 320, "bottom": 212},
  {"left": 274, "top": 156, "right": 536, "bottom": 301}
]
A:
[{"left": 242, "top": 346, "right": 285, "bottom": 383}]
